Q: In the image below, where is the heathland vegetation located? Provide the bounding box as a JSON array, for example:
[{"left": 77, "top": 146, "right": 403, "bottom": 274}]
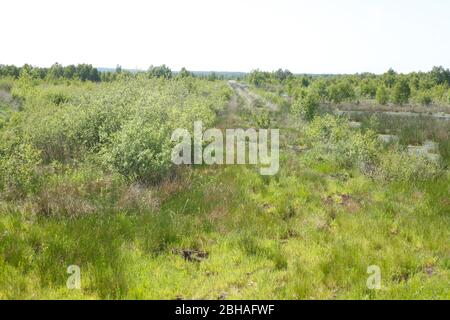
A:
[{"left": 0, "top": 64, "right": 448, "bottom": 299}]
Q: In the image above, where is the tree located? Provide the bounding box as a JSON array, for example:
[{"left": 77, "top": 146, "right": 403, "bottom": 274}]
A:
[
  {"left": 48, "top": 62, "right": 64, "bottom": 79},
  {"left": 430, "top": 66, "right": 450, "bottom": 86},
  {"left": 360, "top": 79, "right": 377, "bottom": 98},
  {"left": 178, "top": 67, "right": 192, "bottom": 78},
  {"left": 416, "top": 91, "right": 432, "bottom": 106},
  {"left": 148, "top": 65, "right": 172, "bottom": 79},
  {"left": 328, "top": 81, "right": 355, "bottom": 104},
  {"left": 310, "top": 79, "right": 329, "bottom": 102},
  {"left": 275, "top": 69, "right": 293, "bottom": 82},
  {"left": 391, "top": 78, "right": 411, "bottom": 105},
  {"left": 382, "top": 68, "right": 397, "bottom": 88},
  {"left": 63, "top": 65, "right": 76, "bottom": 79},
  {"left": 248, "top": 69, "right": 268, "bottom": 87},
  {"left": 376, "top": 86, "right": 389, "bottom": 105}
]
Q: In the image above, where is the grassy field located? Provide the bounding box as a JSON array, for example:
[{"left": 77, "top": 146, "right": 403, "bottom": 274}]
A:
[{"left": 0, "top": 76, "right": 449, "bottom": 300}]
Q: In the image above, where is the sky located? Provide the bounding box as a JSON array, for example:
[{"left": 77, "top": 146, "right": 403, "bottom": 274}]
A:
[{"left": 1, "top": 0, "right": 449, "bottom": 74}]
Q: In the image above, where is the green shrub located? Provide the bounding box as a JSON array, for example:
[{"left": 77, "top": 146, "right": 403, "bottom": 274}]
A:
[
  {"left": 106, "top": 117, "right": 173, "bottom": 184},
  {"left": 392, "top": 78, "right": 411, "bottom": 105},
  {"left": 376, "top": 86, "right": 389, "bottom": 105},
  {"left": 378, "top": 150, "right": 441, "bottom": 182},
  {"left": 328, "top": 81, "right": 356, "bottom": 104},
  {"left": 304, "top": 115, "right": 380, "bottom": 169},
  {"left": 304, "top": 115, "right": 443, "bottom": 182},
  {"left": 0, "top": 143, "right": 42, "bottom": 197},
  {"left": 254, "top": 110, "right": 271, "bottom": 128},
  {"left": 291, "top": 92, "right": 319, "bottom": 121},
  {"left": 416, "top": 91, "right": 433, "bottom": 106}
]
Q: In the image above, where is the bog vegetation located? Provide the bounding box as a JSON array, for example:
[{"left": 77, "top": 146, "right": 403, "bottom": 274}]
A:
[{"left": 0, "top": 64, "right": 449, "bottom": 299}]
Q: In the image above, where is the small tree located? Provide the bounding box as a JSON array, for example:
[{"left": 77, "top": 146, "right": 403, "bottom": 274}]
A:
[
  {"left": 417, "top": 91, "right": 432, "bottom": 106},
  {"left": 328, "top": 81, "right": 355, "bottom": 104},
  {"left": 392, "top": 78, "right": 411, "bottom": 105},
  {"left": 178, "top": 67, "right": 192, "bottom": 78},
  {"left": 376, "top": 86, "right": 389, "bottom": 105},
  {"left": 291, "top": 91, "right": 319, "bottom": 121}
]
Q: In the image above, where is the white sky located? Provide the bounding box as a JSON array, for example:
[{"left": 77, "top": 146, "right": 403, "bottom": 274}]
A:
[{"left": 1, "top": 0, "right": 449, "bottom": 73}]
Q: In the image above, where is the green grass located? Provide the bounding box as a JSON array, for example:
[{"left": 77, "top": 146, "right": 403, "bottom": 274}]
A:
[{"left": 1, "top": 159, "right": 449, "bottom": 299}]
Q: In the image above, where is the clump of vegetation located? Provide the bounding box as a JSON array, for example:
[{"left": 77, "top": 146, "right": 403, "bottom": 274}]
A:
[
  {"left": 291, "top": 91, "right": 319, "bottom": 121},
  {"left": 377, "top": 150, "right": 441, "bottom": 182},
  {"left": 304, "top": 115, "right": 379, "bottom": 169},
  {"left": 376, "top": 86, "right": 389, "bottom": 105},
  {"left": 391, "top": 78, "right": 411, "bottom": 105},
  {"left": 254, "top": 110, "right": 271, "bottom": 128},
  {"left": 303, "top": 115, "right": 443, "bottom": 182},
  {"left": 328, "top": 81, "right": 356, "bottom": 104},
  {"left": 0, "top": 142, "right": 42, "bottom": 198}
]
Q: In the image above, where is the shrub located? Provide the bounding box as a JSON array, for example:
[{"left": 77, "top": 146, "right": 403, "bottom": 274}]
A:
[
  {"left": 378, "top": 151, "right": 441, "bottom": 182},
  {"left": 45, "top": 91, "right": 70, "bottom": 106},
  {"left": 310, "top": 80, "right": 329, "bottom": 102},
  {"left": 392, "top": 78, "right": 411, "bottom": 105},
  {"left": 0, "top": 143, "right": 41, "bottom": 197},
  {"left": 291, "top": 92, "right": 319, "bottom": 121},
  {"left": 376, "top": 86, "right": 389, "bottom": 105},
  {"left": 304, "top": 115, "right": 380, "bottom": 169},
  {"left": 360, "top": 80, "right": 377, "bottom": 98},
  {"left": 328, "top": 81, "right": 356, "bottom": 104},
  {"left": 254, "top": 110, "right": 271, "bottom": 128},
  {"left": 416, "top": 91, "right": 433, "bottom": 106},
  {"left": 107, "top": 117, "right": 173, "bottom": 184}
]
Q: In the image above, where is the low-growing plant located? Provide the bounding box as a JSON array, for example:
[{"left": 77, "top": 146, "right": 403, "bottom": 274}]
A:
[
  {"left": 106, "top": 117, "right": 174, "bottom": 184},
  {"left": 377, "top": 150, "right": 441, "bottom": 182},
  {"left": 0, "top": 143, "right": 42, "bottom": 198},
  {"left": 304, "top": 115, "right": 380, "bottom": 169},
  {"left": 254, "top": 110, "right": 271, "bottom": 128},
  {"left": 291, "top": 92, "right": 319, "bottom": 121}
]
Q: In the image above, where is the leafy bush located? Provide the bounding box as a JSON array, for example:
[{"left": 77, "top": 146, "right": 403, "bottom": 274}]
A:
[
  {"left": 254, "top": 110, "right": 271, "bottom": 128},
  {"left": 107, "top": 117, "right": 173, "bottom": 184},
  {"left": 328, "top": 81, "right": 356, "bottom": 104},
  {"left": 376, "top": 86, "right": 389, "bottom": 105},
  {"left": 304, "top": 115, "right": 379, "bottom": 169},
  {"left": 378, "top": 150, "right": 441, "bottom": 182},
  {"left": 0, "top": 143, "right": 41, "bottom": 197},
  {"left": 291, "top": 92, "right": 319, "bottom": 121},
  {"left": 392, "top": 78, "right": 411, "bottom": 105},
  {"left": 360, "top": 80, "right": 377, "bottom": 98},
  {"left": 416, "top": 91, "right": 433, "bottom": 106},
  {"left": 303, "top": 115, "right": 442, "bottom": 182}
]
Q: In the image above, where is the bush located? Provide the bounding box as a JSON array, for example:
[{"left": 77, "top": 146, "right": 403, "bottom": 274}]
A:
[
  {"left": 304, "top": 115, "right": 443, "bottom": 182},
  {"left": 378, "top": 151, "right": 441, "bottom": 182},
  {"left": 291, "top": 92, "right": 319, "bottom": 121},
  {"left": 304, "top": 115, "right": 380, "bottom": 169},
  {"left": 360, "top": 80, "right": 377, "bottom": 98},
  {"left": 254, "top": 110, "right": 271, "bottom": 128},
  {"left": 416, "top": 91, "right": 433, "bottom": 106},
  {"left": 106, "top": 117, "right": 173, "bottom": 184},
  {"left": 392, "top": 78, "right": 411, "bottom": 105},
  {"left": 376, "top": 86, "right": 389, "bottom": 105},
  {"left": 0, "top": 143, "right": 42, "bottom": 197},
  {"left": 328, "top": 81, "right": 356, "bottom": 104}
]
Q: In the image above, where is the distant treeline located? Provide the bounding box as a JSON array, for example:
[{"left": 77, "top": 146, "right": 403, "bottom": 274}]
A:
[
  {"left": 0, "top": 63, "right": 244, "bottom": 82},
  {"left": 247, "top": 67, "right": 450, "bottom": 106}
]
